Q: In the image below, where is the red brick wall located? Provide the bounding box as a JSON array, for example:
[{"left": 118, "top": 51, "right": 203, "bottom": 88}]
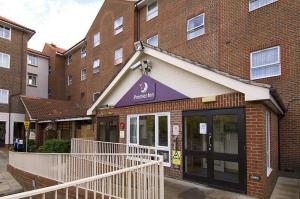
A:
[
  {"left": 245, "top": 103, "right": 279, "bottom": 198},
  {"left": 42, "top": 44, "right": 66, "bottom": 100},
  {"left": 0, "top": 25, "right": 30, "bottom": 113}
]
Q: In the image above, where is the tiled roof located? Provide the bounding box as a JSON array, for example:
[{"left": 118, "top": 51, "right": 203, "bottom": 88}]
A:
[
  {"left": 45, "top": 43, "right": 66, "bottom": 54},
  {"left": 0, "top": 16, "right": 35, "bottom": 34},
  {"left": 28, "top": 48, "right": 49, "bottom": 58},
  {"left": 21, "top": 96, "right": 87, "bottom": 121}
]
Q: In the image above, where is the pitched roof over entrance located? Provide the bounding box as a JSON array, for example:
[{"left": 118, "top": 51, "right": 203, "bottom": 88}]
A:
[
  {"left": 87, "top": 42, "right": 284, "bottom": 115},
  {"left": 21, "top": 96, "right": 89, "bottom": 121}
]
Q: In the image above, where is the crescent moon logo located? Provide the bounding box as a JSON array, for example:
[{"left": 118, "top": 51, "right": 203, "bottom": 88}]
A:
[{"left": 140, "top": 82, "right": 148, "bottom": 93}]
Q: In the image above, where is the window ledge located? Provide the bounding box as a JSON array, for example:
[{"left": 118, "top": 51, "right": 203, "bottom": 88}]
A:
[
  {"left": 267, "top": 167, "right": 272, "bottom": 177},
  {"left": 27, "top": 84, "right": 37, "bottom": 88},
  {"left": 28, "top": 64, "right": 38, "bottom": 67}
]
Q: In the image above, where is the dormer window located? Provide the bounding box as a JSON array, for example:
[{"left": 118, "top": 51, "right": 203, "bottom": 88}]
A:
[
  {"left": 147, "top": 1, "right": 158, "bottom": 21},
  {"left": 114, "top": 17, "right": 123, "bottom": 35}
]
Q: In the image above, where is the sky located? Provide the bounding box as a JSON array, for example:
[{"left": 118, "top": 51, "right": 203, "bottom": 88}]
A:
[{"left": 0, "top": 0, "right": 104, "bottom": 51}]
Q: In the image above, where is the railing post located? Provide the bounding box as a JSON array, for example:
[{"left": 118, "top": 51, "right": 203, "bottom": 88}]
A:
[{"left": 159, "top": 156, "right": 164, "bottom": 199}]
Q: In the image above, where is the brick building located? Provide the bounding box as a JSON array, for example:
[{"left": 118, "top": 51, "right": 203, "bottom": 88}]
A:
[
  {"left": 14, "top": 0, "right": 300, "bottom": 198},
  {"left": 0, "top": 16, "right": 35, "bottom": 146}
]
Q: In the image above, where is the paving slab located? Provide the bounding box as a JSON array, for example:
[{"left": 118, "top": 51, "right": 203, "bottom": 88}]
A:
[
  {"left": 0, "top": 148, "right": 23, "bottom": 196},
  {"left": 270, "top": 177, "right": 300, "bottom": 199},
  {"left": 165, "top": 177, "right": 254, "bottom": 199}
]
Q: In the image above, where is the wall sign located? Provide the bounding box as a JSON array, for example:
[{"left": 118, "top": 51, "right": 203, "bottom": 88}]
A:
[
  {"left": 172, "top": 125, "right": 179, "bottom": 136},
  {"left": 116, "top": 75, "right": 188, "bottom": 107},
  {"left": 172, "top": 150, "right": 181, "bottom": 166},
  {"left": 199, "top": 123, "right": 207, "bottom": 134}
]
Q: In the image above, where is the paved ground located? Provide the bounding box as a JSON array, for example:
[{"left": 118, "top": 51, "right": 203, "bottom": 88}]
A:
[
  {"left": 0, "top": 148, "right": 23, "bottom": 196},
  {"left": 165, "top": 177, "right": 254, "bottom": 199},
  {"left": 270, "top": 177, "right": 300, "bottom": 199}
]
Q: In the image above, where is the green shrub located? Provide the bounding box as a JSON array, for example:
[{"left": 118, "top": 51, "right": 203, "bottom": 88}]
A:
[
  {"left": 39, "top": 139, "right": 70, "bottom": 153},
  {"left": 27, "top": 140, "right": 37, "bottom": 152}
]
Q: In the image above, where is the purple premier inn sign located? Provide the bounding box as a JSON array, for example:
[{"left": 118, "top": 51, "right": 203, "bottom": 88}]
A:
[{"left": 116, "top": 75, "right": 188, "bottom": 107}]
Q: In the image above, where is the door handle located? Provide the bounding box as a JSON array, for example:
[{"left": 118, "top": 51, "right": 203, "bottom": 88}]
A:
[{"left": 208, "top": 135, "right": 212, "bottom": 151}]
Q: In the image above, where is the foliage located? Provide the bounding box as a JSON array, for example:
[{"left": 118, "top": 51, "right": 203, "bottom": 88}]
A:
[{"left": 39, "top": 139, "right": 70, "bottom": 153}]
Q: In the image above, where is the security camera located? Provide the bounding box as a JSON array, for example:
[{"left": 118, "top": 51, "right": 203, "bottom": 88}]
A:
[{"left": 130, "top": 61, "right": 142, "bottom": 70}]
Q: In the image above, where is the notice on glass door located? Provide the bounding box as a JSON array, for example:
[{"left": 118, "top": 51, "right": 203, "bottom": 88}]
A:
[{"left": 199, "top": 123, "right": 207, "bottom": 134}]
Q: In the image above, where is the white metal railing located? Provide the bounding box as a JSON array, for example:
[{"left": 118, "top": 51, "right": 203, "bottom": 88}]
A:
[
  {"left": 6, "top": 152, "right": 164, "bottom": 199},
  {"left": 71, "top": 138, "right": 157, "bottom": 155}
]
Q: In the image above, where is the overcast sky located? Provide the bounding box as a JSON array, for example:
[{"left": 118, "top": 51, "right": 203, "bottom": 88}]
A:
[{"left": 0, "top": 0, "right": 104, "bottom": 51}]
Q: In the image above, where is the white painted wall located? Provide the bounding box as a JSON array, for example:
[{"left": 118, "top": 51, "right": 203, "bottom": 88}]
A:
[
  {"left": 26, "top": 55, "right": 49, "bottom": 98},
  {"left": 0, "top": 112, "right": 25, "bottom": 144},
  {"left": 101, "top": 54, "right": 234, "bottom": 106}
]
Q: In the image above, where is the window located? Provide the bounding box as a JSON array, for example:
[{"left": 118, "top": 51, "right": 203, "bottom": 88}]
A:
[
  {"left": 266, "top": 111, "right": 272, "bottom": 176},
  {"left": 249, "top": 0, "right": 277, "bottom": 11},
  {"left": 0, "top": 89, "right": 9, "bottom": 104},
  {"left": 93, "top": 59, "right": 100, "bottom": 74},
  {"left": 114, "top": 48, "right": 123, "bottom": 65},
  {"left": 147, "top": 35, "right": 158, "bottom": 47},
  {"left": 250, "top": 46, "right": 281, "bottom": 80},
  {"left": 114, "top": 17, "right": 123, "bottom": 35},
  {"left": 93, "top": 92, "right": 100, "bottom": 102},
  {"left": 67, "top": 55, "right": 72, "bottom": 65},
  {"left": 93, "top": 32, "right": 100, "bottom": 47},
  {"left": 0, "top": 52, "right": 10, "bottom": 68},
  {"left": 81, "top": 68, "right": 87, "bottom": 81},
  {"left": 147, "top": 1, "right": 158, "bottom": 21},
  {"left": 27, "top": 73, "right": 37, "bottom": 86},
  {"left": 67, "top": 75, "right": 72, "bottom": 86},
  {"left": 127, "top": 113, "right": 171, "bottom": 166},
  {"left": 81, "top": 46, "right": 87, "bottom": 58},
  {"left": 0, "top": 25, "right": 11, "bottom": 40},
  {"left": 28, "top": 55, "right": 38, "bottom": 66},
  {"left": 187, "top": 13, "right": 205, "bottom": 40}
]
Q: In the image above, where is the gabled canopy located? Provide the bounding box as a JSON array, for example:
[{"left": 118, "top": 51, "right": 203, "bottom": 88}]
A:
[{"left": 87, "top": 42, "right": 284, "bottom": 115}]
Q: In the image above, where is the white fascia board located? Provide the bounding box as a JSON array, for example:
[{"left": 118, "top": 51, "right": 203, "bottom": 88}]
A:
[
  {"left": 143, "top": 47, "right": 271, "bottom": 101},
  {"left": 37, "top": 120, "right": 52, "bottom": 123},
  {"left": 55, "top": 117, "right": 92, "bottom": 122},
  {"left": 270, "top": 95, "right": 284, "bottom": 114},
  {"left": 20, "top": 98, "right": 34, "bottom": 121},
  {"left": 87, "top": 51, "right": 142, "bottom": 115}
]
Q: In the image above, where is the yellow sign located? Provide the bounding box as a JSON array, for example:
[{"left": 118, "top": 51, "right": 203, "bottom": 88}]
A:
[
  {"left": 24, "top": 121, "right": 30, "bottom": 130},
  {"left": 172, "top": 150, "right": 181, "bottom": 166}
]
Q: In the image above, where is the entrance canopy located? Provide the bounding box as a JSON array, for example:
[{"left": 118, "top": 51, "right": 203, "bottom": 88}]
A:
[{"left": 88, "top": 42, "right": 284, "bottom": 115}]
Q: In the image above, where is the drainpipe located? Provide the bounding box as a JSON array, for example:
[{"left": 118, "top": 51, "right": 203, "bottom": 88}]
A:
[{"left": 8, "top": 31, "right": 25, "bottom": 145}]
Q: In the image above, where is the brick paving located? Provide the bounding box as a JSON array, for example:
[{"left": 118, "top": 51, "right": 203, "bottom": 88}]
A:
[{"left": 0, "top": 149, "right": 23, "bottom": 196}]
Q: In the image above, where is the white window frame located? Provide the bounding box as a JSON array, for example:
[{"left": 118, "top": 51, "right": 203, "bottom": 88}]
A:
[
  {"left": 187, "top": 13, "right": 205, "bottom": 40},
  {"left": 250, "top": 46, "right": 281, "bottom": 80},
  {"left": 80, "top": 68, "right": 87, "bottom": 81},
  {"left": 93, "top": 92, "right": 100, "bottom": 102},
  {"left": 249, "top": 0, "right": 277, "bottom": 11},
  {"left": 114, "top": 17, "right": 123, "bottom": 35},
  {"left": 0, "top": 25, "right": 11, "bottom": 40},
  {"left": 266, "top": 111, "right": 272, "bottom": 176},
  {"left": 67, "top": 75, "right": 72, "bottom": 86},
  {"left": 127, "top": 112, "right": 171, "bottom": 167},
  {"left": 93, "top": 59, "right": 100, "bottom": 74},
  {"left": 27, "top": 73, "right": 38, "bottom": 86},
  {"left": 28, "top": 55, "right": 38, "bottom": 66},
  {"left": 93, "top": 32, "right": 100, "bottom": 47},
  {"left": 67, "top": 55, "right": 72, "bottom": 65},
  {"left": 0, "top": 89, "right": 9, "bottom": 104},
  {"left": 0, "top": 52, "right": 10, "bottom": 69},
  {"left": 81, "top": 47, "right": 87, "bottom": 58},
  {"left": 147, "top": 34, "right": 159, "bottom": 47},
  {"left": 146, "top": 1, "right": 158, "bottom": 21},
  {"left": 114, "top": 48, "right": 123, "bottom": 65}
]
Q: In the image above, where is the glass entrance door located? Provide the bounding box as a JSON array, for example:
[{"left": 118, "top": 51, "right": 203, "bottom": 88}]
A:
[
  {"left": 183, "top": 108, "right": 246, "bottom": 193},
  {"left": 97, "top": 116, "right": 119, "bottom": 143}
]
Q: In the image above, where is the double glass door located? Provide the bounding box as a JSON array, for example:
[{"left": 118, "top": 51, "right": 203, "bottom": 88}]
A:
[
  {"left": 183, "top": 108, "right": 246, "bottom": 192},
  {"left": 98, "top": 117, "right": 119, "bottom": 143}
]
